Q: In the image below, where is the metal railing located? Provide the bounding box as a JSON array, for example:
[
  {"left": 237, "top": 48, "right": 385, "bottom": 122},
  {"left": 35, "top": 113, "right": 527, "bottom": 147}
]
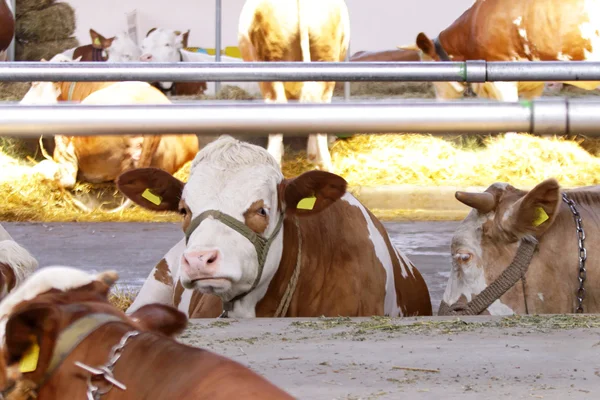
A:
[
  {"left": 2, "top": 61, "right": 600, "bottom": 82},
  {"left": 1, "top": 98, "right": 598, "bottom": 137}
]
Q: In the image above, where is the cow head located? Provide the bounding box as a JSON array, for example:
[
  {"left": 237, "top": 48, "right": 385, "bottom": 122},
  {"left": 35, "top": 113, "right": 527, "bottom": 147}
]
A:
[
  {"left": 106, "top": 32, "right": 141, "bottom": 62},
  {"left": 139, "top": 28, "right": 190, "bottom": 90},
  {"left": 89, "top": 28, "right": 115, "bottom": 54},
  {"left": 0, "top": 266, "right": 187, "bottom": 398},
  {"left": 444, "top": 178, "right": 561, "bottom": 315},
  {"left": 19, "top": 55, "right": 81, "bottom": 104},
  {"left": 117, "top": 135, "right": 347, "bottom": 317}
]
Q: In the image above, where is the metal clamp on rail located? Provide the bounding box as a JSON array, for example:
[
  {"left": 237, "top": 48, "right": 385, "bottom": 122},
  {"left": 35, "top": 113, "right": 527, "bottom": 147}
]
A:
[
  {"left": 464, "top": 60, "right": 487, "bottom": 83},
  {"left": 531, "top": 97, "right": 569, "bottom": 136}
]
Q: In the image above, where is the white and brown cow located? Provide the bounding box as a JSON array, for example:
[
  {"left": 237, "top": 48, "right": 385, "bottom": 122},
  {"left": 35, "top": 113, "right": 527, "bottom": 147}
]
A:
[
  {"left": 0, "top": 0, "right": 14, "bottom": 62},
  {"left": 238, "top": 0, "right": 350, "bottom": 172},
  {"left": 402, "top": 0, "right": 600, "bottom": 101},
  {"left": 118, "top": 135, "right": 432, "bottom": 318},
  {"left": 440, "top": 178, "right": 600, "bottom": 316},
  {"left": 0, "top": 224, "right": 38, "bottom": 300}
]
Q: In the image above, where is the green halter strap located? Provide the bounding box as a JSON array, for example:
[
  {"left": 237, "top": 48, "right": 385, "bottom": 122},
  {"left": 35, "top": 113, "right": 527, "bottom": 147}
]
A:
[{"left": 184, "top": 209, "right": 285, "bottom": 316}]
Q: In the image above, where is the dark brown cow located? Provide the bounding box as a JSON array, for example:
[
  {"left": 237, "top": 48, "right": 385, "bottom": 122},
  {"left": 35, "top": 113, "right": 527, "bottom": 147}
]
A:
[
  {"left": 0, "top": 267, "right": 293, "bottom": 399},
  {"left": 0, "top": 0, "right": 14, "bottom": 62}
]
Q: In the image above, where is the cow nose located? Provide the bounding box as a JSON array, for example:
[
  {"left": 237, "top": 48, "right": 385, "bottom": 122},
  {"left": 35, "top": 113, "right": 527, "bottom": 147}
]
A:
[
  {"left": 181, "top": 250, "right": 220, "bottom": 279},
  {"left": 140, "top": 53, "right": 152, "bottom": 61}
]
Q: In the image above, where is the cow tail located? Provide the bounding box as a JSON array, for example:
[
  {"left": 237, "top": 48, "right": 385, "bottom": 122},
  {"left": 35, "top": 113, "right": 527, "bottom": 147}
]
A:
[{"left": 297, "top": 0, "right": 311, "bottom": 62}]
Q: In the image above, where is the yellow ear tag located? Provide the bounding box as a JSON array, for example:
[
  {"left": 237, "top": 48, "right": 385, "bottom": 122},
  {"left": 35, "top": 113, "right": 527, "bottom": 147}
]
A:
[
  {"left": 296, "top": 196, "right": 317, "bottom": 210},
  {"left": 93, "top": 37, "right": 101, "bottom": 46},
  {"left": 142, "top": 188, "right": 162, "bottom": 206},
  {"left": 19, "top": 338, "right": 40, "bottom": 373},
  {"left": 532, "top": 207, "right": 549, "bottom": 227}
]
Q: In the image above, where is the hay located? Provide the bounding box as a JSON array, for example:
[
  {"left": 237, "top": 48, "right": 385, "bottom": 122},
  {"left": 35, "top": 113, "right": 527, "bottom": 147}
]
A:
[
  {"left": 15, "top": 2, "right": 76, "bottom": 42},
  {"left": 108, "top": 286, "right": 138, "bottom": 312},
  {"left": 16, "top": 0, "right": 55, "bottom": 17},
  {"left": 16, "top": 36, "right": 78, "bottom": 61},
  {"left": 0, "top": 82, "right": 30, "bottom": 101},
  {"left": 333, "top": 82, "right": 435, "bottom": 98}
]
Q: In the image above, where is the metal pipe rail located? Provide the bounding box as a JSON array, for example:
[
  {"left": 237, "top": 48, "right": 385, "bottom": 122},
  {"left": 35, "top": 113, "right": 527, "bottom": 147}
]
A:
[
  {"left": 0, "top": 98, "right": 597, "bottom": 138},
  {"left": 2, "top": 61, "right": 600, "bottom": 82}
]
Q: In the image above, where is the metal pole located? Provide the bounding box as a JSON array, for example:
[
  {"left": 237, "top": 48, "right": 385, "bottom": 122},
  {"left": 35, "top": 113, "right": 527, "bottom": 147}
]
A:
[
  {"left": 3, "top": 60, "right": 600, "bottom": 82},
  {"left": 344, "top": 43, "right": 351, "bottom": 101},
  {"left": 215, "top": 0, "right": 222, "bottom": 94},
  {"left": 0, "top": 100, "right": 565, "bottom": 138},
  {"left": 7, "top": 0, "right": 16, "bottom": 61}
]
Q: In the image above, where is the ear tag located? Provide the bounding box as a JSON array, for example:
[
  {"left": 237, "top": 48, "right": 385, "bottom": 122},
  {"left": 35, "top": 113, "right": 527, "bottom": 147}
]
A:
[
  {"left": 19, "top": 337, "right": 40, "bottom": 373},
  {"left": 93, "top": 37, "right": 101, "bottom": 46},
  {"left": 532, "top": 207, "right": 549, "bottom": 227},
  {"left": 142, "top": 188, "right": 162, "bottom": 206},
  {"left": 297, "top": 196, "right": 317, "bottom": 210}
]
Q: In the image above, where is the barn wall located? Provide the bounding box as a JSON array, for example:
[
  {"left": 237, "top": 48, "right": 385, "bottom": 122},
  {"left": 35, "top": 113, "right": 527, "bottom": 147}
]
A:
[{"left": 63, "top": 0, "right": 475, "bottom": 53}]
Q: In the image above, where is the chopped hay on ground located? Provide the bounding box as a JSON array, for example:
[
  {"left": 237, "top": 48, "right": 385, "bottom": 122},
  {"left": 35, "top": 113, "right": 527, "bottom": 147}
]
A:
[
  {"left": 333, "top": 81, "right": 436, "bottom": 98},
  {"left": 16, "top": 36, "right": 79, "bottom": 61},
  {"left": 15, "top": 2, "right": 76, "bottom": 42},
  {"left": 16, "top": 0, "right": 55, "bottom": 17},
  {"left": 109, "top": 286, "right": 138, "bottom": 312}
]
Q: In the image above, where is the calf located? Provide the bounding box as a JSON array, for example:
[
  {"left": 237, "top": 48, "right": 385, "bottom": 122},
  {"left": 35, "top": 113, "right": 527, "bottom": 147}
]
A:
[
  {"left": 139, "top": 28, "right": 207, "bottom": 96},
  {"left": 66, "top": 29, "right": 141, "bottom": 62},
  {"left": 118, "top": 135, "right": 432, "bottom": 318},
  {"left": 0, "top": 0, "right": 14, "bottom": 62},
  {"left": 0, "top": 266, "right": 293, "bottom": 399},
  {"left": 402, "top": 0, "right": 600, "bottom": 101},
  {"left": 238, "top": 0, "right": 350, "bottom": 172},
  {"left": 440, "top": 178, "right": 600, "bottom": 315}
]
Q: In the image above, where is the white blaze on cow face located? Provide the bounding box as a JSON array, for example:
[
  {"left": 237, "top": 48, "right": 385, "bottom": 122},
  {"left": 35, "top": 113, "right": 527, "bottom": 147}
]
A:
[
  {"left": 179, "top": 137, "right": 285, "bottom": 317},
  {"left": 139, "top": 28, "right": 188, "bottom": 90},
  {"left": 106, "top": 33, "right": 141, "bottom": 62}
]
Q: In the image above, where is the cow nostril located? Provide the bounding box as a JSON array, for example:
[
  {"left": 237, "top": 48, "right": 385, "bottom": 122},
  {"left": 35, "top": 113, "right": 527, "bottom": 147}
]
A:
[{"left": 207, "top": 253, "right": 218, "bottom": 264}]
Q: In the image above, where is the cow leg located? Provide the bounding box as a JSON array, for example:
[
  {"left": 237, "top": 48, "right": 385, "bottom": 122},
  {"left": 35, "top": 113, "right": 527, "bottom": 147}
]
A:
[
  {"left": 303, "top": 82, "right": 335, "bottom": 172},
  {"left": 51, "top": 135, "right": 79, "bottom": 189},
  {"left": 262, "top": 81, "right": 288, "bottom": 166}
]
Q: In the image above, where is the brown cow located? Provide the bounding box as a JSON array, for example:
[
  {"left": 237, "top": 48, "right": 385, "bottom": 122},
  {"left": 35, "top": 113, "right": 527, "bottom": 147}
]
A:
[
  {"left": 118, "top": 135, "right": 432, "bottom": 319},
  {"left": 439, "top": 178, "right": 600, "bottom": 316},
  {"left": 20, "top": 56, "right": 198, "bottom": 209},
  {"left": 0, "top": 267, "right": 293, "bottom": 399},
  {"left": 0, "top": 0, "right": 14, "bottom": 62},
  {"left": 402, "top": 0, "right": 600, "bottom": 101},
  {"left": 350, "top": 49, "right": 421, "bottom": 62}
]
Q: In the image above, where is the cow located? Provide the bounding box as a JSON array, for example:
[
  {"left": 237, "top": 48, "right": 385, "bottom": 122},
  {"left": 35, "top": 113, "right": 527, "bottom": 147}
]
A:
[
  {"left": 0, "top": 0, "right": 14, "bottom": 62},
  {"left": 62, "top": 29, "right": 141, "bottom": 62},
  {"left": 20, "top": 54, "right": 199, "bottom": 212},
  {"left": 0, "top": 224, "right": 38, "bottom": 300},
  {"left": 350, "top": 49, "right": 421, "bottom": 62},
  {"left": 438, "top": 178, "right": 600, "bottom": 316},
  {"left": 139, "top": 28, "right": 208, "bottom": 96},
  {"left": 117, "top": 135, "right": 432, "bottom": 319},
  {"left": 238, "top": 0, "right": 350, "bottom": 172},
  {"left": 401, "top": 0, "right": 600, "bottom": 102},
  {"left": 0, "top": 266, "right": 293, "bottom": 399}
]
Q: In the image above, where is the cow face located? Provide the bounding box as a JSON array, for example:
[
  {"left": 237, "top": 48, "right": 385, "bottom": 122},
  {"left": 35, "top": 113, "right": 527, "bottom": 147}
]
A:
[
  {"left": 139, "top": 28, "right": 190, "bottom": 90},
  {"left": 106, "top": 32, "right": 141, "bottom": 62},
  {"left": 444, "top": 179, "right": 561, "bottom": 315},
  {"left": 117, "top": 135, "right": 347, "bottom": 317},
  {"left": 19, "top": 55, "right": 81, "bottom": 104}
]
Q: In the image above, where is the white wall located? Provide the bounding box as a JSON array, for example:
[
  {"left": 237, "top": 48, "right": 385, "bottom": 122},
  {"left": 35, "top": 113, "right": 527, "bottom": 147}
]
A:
[{"left": 64, "top": 0, "right": 475, "bottom": 53}]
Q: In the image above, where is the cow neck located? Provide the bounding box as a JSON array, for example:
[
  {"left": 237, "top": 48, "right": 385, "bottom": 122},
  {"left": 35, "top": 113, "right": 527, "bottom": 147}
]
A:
[
  {"left": 3, "top": 313, "right": 126, "bottom": 399},
  {"left": 184, "top": 209, "right": 285, "bottom": 317},
  {"left": 91, "top": 47, "right": 107, "bottom": 62}
]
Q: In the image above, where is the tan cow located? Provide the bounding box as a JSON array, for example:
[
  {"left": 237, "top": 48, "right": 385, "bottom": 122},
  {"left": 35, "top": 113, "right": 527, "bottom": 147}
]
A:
[
  {"left": 0, "top": 266, "right": 293, "bottom": 399},
  {"left": 401, "top": 0, "right": 600, "bottom": 101},
  {"left": 439, "top": 178, "right": 600, "bottom": 316},
  {"left": 20, "top": 55, "right": 198, "bottom": 211},
  {"left": 238, "top": 0, "right": 350, "bottom": 172},
  {"left": 118, "top": 135, "right": 432, "bottom": 319}
]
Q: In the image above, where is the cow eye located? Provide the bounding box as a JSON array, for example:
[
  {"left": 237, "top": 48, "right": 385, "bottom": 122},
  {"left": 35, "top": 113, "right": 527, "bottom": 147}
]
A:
[
  {"left": 257, "top": 208, "right": 267, "bottom": 217},
  {"left": 179, "top": 208, "right": 187, "bottom": 216}
]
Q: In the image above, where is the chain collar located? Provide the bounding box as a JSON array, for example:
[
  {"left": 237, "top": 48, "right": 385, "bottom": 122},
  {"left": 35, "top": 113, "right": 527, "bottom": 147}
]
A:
[
  {"left": 75, "top": 330, "right": 140, "bottom": 400},
  {"left": 562, "top": 193, "right": 587, "bottom": 313}
]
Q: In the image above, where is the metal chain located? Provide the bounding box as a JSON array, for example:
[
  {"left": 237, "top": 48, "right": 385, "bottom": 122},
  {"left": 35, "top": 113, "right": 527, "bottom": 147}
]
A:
[
  {"left": 76, "top": 330, "right": 140, "bottom": 400},
  {"left": 562, "top": 193, "right": 587, "bottom": 313}
]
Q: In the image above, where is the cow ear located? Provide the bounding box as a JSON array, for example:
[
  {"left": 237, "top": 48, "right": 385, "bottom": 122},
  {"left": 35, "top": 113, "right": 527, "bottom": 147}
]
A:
[
  {"left": 279, "top": 171, "right": 347, "bottom": 216},
  {"left": 415, "top": 32, "right": 437, "bottom": 59},
  {"left": 117, "top": 168, "right": 184, "bottom": 212},
  {"left": 499, "top": 178, "right": 561, "bottom": 238},
  {"left": 130, "top": 304, "right": 187, "bottom": 337},
  {"left": 175, "top": 30, "right": 190, "bottom": 48},
  {"left": 4, "top": 303, "right": 60, "bottom": 382},
  {"left": 90, "top": 29, "right": 106, "bottom": 49}
]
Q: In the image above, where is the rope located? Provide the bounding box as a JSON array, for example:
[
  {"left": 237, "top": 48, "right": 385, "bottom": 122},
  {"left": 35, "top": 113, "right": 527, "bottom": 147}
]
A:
[
  {"left": 274, "top": 217, "right": 302, "bottom": 317},
  {"left": 438, "top": 237, "right": 538, "bottom": 316}
]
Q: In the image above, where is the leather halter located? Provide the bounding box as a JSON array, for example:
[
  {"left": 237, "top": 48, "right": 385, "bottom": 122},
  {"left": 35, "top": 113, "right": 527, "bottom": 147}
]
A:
[
  {"left": 433, "top": 37, "right": 451, "bottom": 61},
  {"left": 91, "top": 47, "right": 107, "bottom": 62}
]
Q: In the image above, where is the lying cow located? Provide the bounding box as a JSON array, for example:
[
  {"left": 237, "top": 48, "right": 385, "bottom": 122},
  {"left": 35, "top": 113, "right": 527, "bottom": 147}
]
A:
[
  {"left": 139, "top": 28, "right": 208, "bottom": 96},
  {"left": 439, "top": 178, "right": 600, "bottom": 315},
  {"left": 118, "top": 135, "right": 432, "bottom": 318},
  {"left": 0, "top": 266, "right": 293, "bottom": 399},
  {"left": 20, "top": 54, "right": 199, "bottom": 211},
  {"left": 0, "top": 224, "right": 38, "bottom": 299},
  {"left": 401, "top": 0, "right": 600, "bottom": 101},
  {"left": 238, "top": 0, "right": 350, "bottom": 172},
  {"left": 350, "top": 49, "right": 421, "bottom": 62},
  {"left": 0, "top": 0, "right": 13, "bottom": 62},
  {"left": 62, "top": 29, "right": 141, "bottom": 62}
]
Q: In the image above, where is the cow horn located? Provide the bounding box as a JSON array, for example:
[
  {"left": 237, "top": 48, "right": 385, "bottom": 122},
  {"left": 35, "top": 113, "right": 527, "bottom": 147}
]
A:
[
  {"left": 96, "top": 270, "right": 119, "bottom": 287},
  {"left": 455, "top": 191, "right": 496, "bottom": 213}
]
